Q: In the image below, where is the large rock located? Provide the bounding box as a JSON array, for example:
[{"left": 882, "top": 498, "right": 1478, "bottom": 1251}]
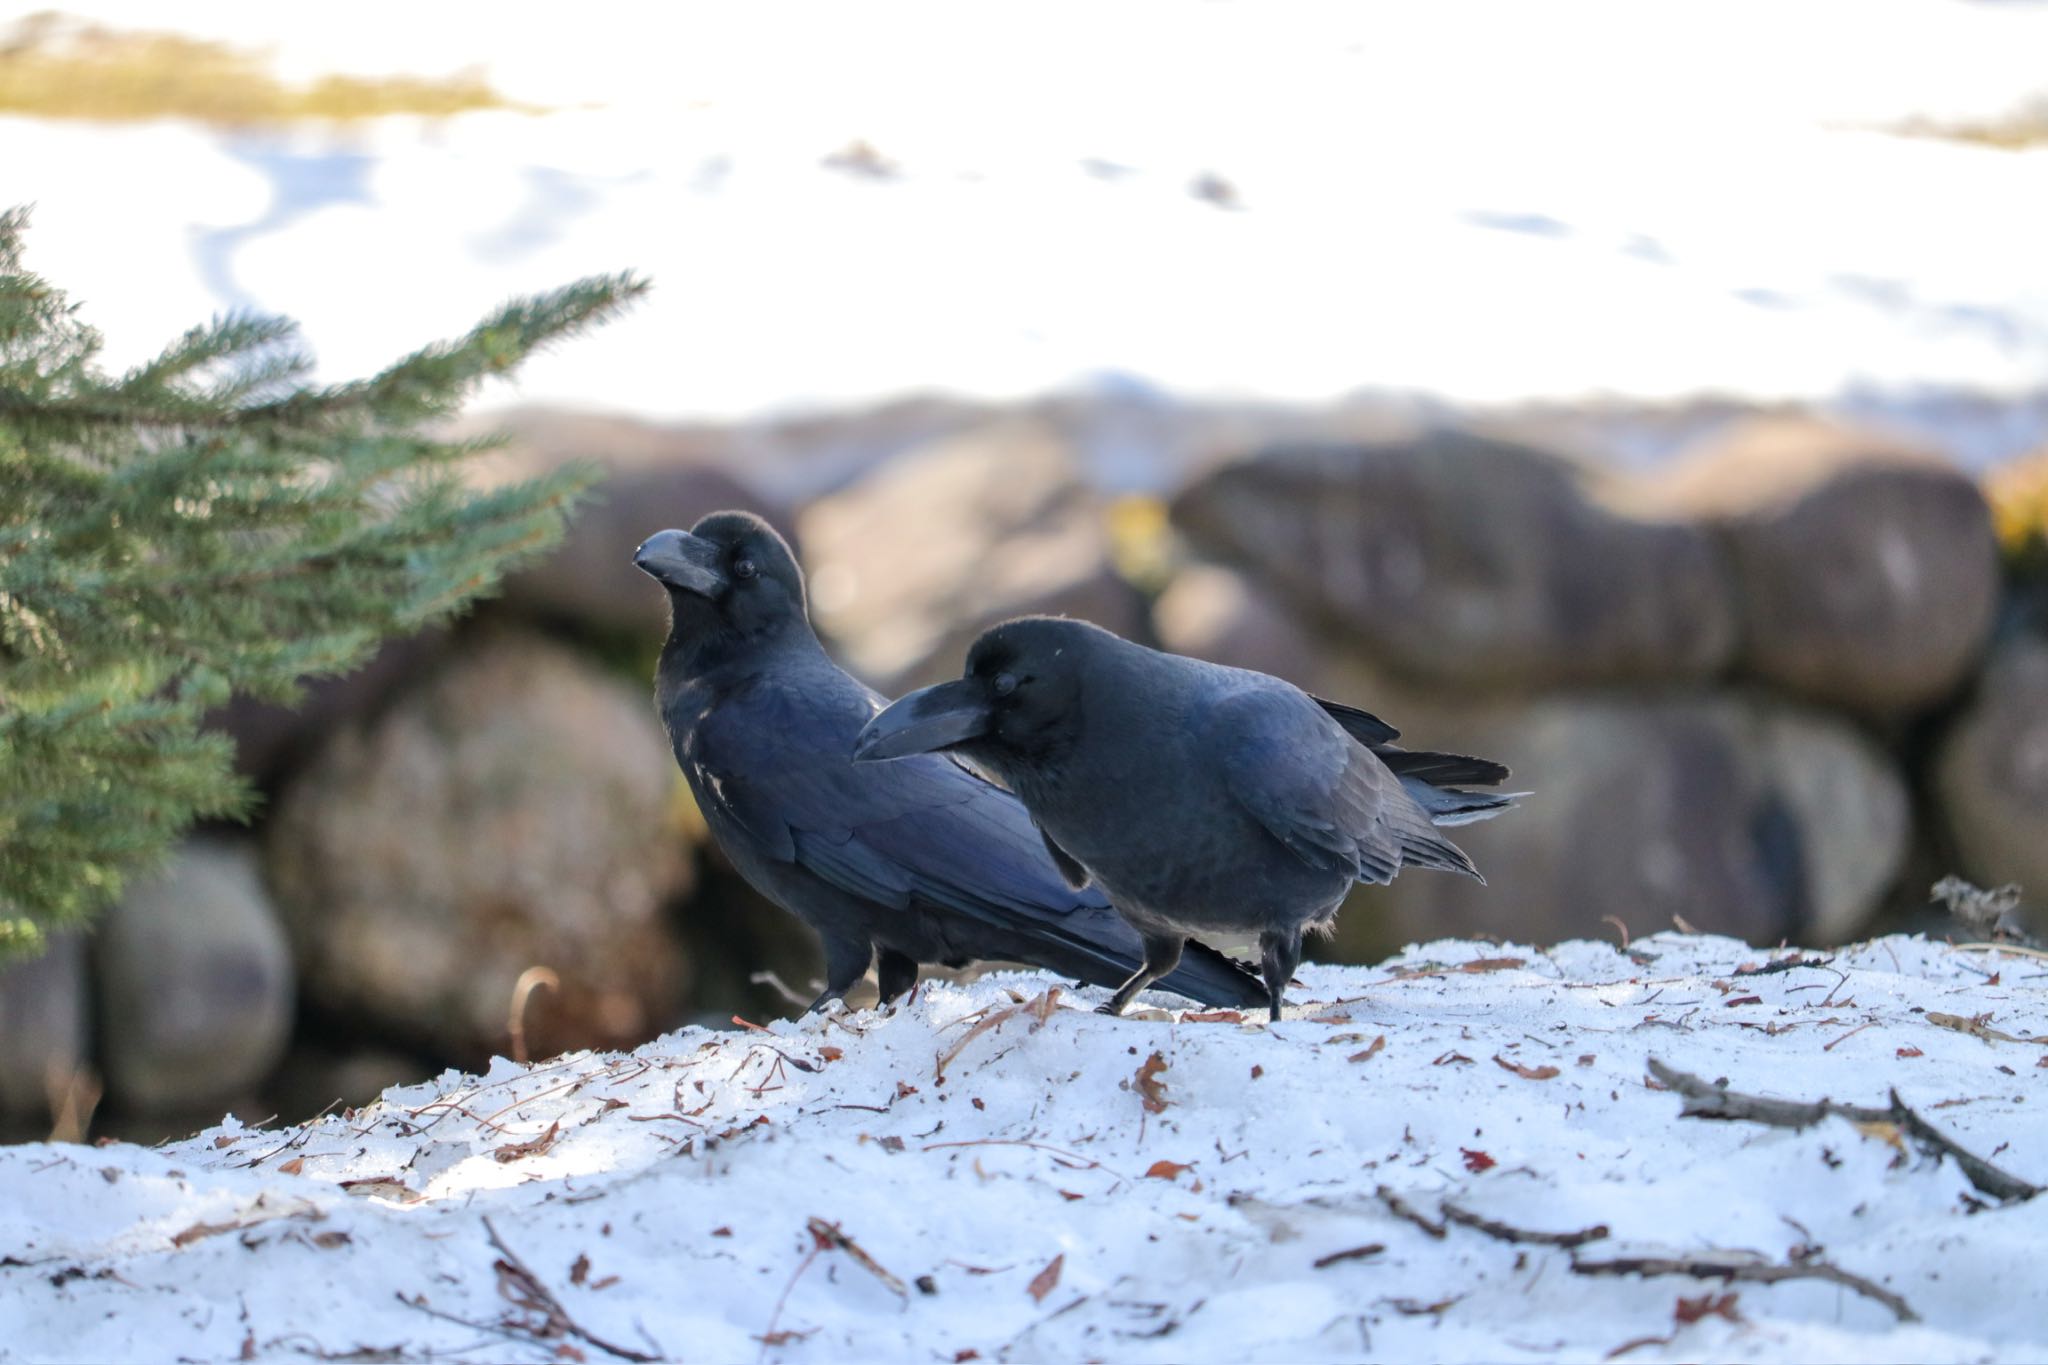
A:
[
  {"left": 1650, "top": 418, "right": 2000, "bottom": 714},
  {"left": 266, "top": 631, "right": 694, "bottom": 1061},
  {"left": 0, "top": 933, "right": 89, "bottom": 1120},
  {"left": 799, "top": 414, "right": 1147, "bottom": 692},
  {"left": 94, "top": 841, "right": 294, "bottom": 1113},
  {"left": 1172, "top": 431, "right": 1736, "bottom": 693},
  {"left": 461, "top": 408, "right": 796, "bottom": 641},
  {"left": 1152, "top": 561, "right": 1319, "bottom": 682},
  {"left": 1936, "top": 635, "right": 2048, "bottom": 908},
  {"left": 1307, "top": 675, "right": 1911, "bottom": 960}
]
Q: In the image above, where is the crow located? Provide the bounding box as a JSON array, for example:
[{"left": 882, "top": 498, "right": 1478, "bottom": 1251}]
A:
[
  {"left": 633, "top": 512, "right": 1268, "bottom": 1013},
  {"left": 855, "top": 615, "right": 1521, "bottom": 1021}
]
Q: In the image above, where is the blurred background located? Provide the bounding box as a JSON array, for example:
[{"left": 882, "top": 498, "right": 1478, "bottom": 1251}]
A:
[{"left": 4, "top": 0, "right": 2047, "bottom": 1142}]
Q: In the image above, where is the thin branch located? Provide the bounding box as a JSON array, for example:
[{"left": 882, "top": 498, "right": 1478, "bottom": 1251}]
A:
[
  {"left": 1439, "top": 1202, "right": 1610, "bottom": 1248},
  {"left": 481, "top": 1216, "right": 659, "bottom": 1362},
  {"left": 1375, "top": 1185, "right": 1446, "bottom": 1239},
  {"left": 1646, "top": 1058, "right": 2040, "bottom": 1203},
  {"left": 1570, "top": 1251, "right": 1918, "bottom": 1323}
]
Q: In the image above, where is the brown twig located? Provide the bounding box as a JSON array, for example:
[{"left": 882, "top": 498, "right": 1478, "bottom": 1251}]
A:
[
  {"left": 1440, "top": 1202, "right": 1610, "bottom": 1248},
  {"left": 1375, "top": 1185, "right": 1446, "bottom": 1239},
  {"left": 1570, "top": 1251, "right": 1918, "bottom": 1323},
  {"left": 482, "top": 1215, "right": 658, "bottom": 1361},
  {"left": 506, "top": 966, "right": 560, "bottom": 1066},
  {"left": 1646, "top": 1058, "right": 2040, "bottom": 1203}
]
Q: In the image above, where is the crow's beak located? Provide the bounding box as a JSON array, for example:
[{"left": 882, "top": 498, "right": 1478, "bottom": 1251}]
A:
[
  {"left": 854, "top": 679, "right": 991, "bottom": 761},
  {"left": 633, "top": 529, "right": 725, "bottom": 597}
]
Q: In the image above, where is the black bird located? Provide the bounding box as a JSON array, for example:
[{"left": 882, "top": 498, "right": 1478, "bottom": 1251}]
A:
[
  {"left": 854, "top": 616, "right": 1522, "bottom": 1021},
  {"left": 632, "top": 512, "right": 1268, "bottom": 1014}
]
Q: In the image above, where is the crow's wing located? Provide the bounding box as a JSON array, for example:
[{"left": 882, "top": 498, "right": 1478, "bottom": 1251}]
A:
[
  {"left": 1311, "top": 694, "right": 1401, "bottom": 746},
  {"left": 694, "top": 669, "right": 1267, "bottom": 1006},
  {"left": 1205, "top": 685, "right": 1480, "bottom": 884}
]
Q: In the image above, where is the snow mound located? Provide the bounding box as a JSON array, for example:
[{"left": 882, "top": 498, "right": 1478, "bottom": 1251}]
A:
[{"left": 2, "top": 933, "right": 2045, "bottom": 1363}]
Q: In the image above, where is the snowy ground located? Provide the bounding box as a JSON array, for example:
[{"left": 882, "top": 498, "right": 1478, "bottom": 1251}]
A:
[
  {"left": 6, "top": 1, "right": 2048, "bottom": 465},
  {"left": 2, "top": 933, "right": 2044, "bottom": 1363}
]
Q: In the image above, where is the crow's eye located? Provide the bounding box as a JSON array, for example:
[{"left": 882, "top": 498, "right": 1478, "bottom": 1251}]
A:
[
  {"left": 993, "top": 672, "right": 1018, "bottom": 698},
  {"left": 733, "top": 558, "right": 757, "bottom": 581}
]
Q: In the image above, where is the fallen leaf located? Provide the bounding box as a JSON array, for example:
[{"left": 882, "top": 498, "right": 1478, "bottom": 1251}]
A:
[
  {"left": 1854, "top": 1119, "right": 1906, "bottom": 1153},
  {"left": 310, "top": 1231, "right": 350, "bottom": 1250},
  {"left": 1026, "top": 1253, "right": 1064, "bottom": 1304},
  {"left": 954, "top": 1350, "right": 982, "bottom": 1362},
  {"left": 553, "top": 1345, "right": 587, "bottom": 1363},
  {"left": 1723, "top": 995, "right": 1763, "bottom": 1008},
  {"left": 1058, "top": 1190, "right": 1084, "bottom": 1202},
  {"left": 1577, "top": 1055, "right": 1597, "bottom": 1066},
  {"left": 339, "top": 1176, "right": 417, "bottom": 1202},
  {"left": 1144, "top": 1160, "right": 1193, "bottom": 1181},
  {"left": 1460, "top": 1148, "right": 1497, "bottom": 1173},
  {"left": 569, "top": 1253, "right": 590, "bottom": 1285},
  {"left": 711, "top": 1226, "right": 732, "bottom": 1237},
  {"left": 1134, "top": 1052, "right": 1170, "bottom": 1114},
  {"left": 1492, "top": 1054, "right": 1559, "bottom": 1081},
  {"left": 1182, "top": 1010, "right": 1244, "bottom": 1024},
  {"left": 1461, "top": 957, "right": 1526, "bottom": 973},
  {"left": 589, "top": 1275, "right": 619, "bottom": 1291},
  {"left": 277, "top": 1158, "right": 305, "bottom": 1176},
  {"left": 1674, "top": 1291, "right": 1742, "bottom": 1324},
  {"left": 1249, "top": 1065, "right": 1264, "bottom": 1080},
  {"left": 492, "top": 1121, "right": 561, "bottom": 1163},
  {"left": 1349, "top": 1036, "right": 1387, "bottom": 1064},
  {"left": 172, "top": 1219, "right": 243, "bottom": 1248},
  {"left": 819, "top": 1047, "right": 844, "bottom": 1062},
  {"left": 1927, "top": 1011, "right": 2036, "bottom": 1045},
  {"left": 1896, "top": 1046, "right": 1924, "bottom": 1059},
  {"left": 213, "top": 1135, "right": 239, "bottom": 1149},
  {"left": 1432, "top": 1051, "right": 1474, "bottom": 1067}
]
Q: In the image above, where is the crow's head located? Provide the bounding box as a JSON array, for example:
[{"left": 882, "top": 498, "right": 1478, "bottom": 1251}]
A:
[
  {"left": 853, "top": 616, "right": 1099, "bottom": 770},
  {"left": 634, "top": 509, "right": 806, "bottom": 645}
]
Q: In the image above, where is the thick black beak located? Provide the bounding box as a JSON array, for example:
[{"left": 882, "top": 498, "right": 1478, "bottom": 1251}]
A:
[
  {"left": 853, "top": 679, "right": 991, "bottom": 761},
  {"left": 633, "top": 529, "right": 725, "bottom": 597}
]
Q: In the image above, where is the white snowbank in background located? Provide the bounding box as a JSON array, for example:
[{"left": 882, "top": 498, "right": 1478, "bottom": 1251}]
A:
[
  {"left": 2, "top": 933, "right": 2044, "bottom": 1363},
  {"left": 4, "top": 1, "right": 2048, "bottom": 457}
]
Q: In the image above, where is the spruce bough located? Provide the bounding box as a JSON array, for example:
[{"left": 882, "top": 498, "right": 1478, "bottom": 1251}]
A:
[{"left": 0, "top": 206, "right": 646, "bottom": 958}]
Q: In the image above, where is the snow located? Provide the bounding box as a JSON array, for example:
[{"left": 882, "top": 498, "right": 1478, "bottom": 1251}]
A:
[
  {"left": 5, "top": 2, "right": 2048, "bottom": 463},
  {"left": 3, "top": 932, "right": 2045, "bottom": 1363}
]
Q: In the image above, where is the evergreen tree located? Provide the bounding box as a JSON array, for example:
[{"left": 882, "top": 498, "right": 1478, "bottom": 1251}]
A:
[{"left": 0, "top": 206, "right": 645, "bottom": 959}]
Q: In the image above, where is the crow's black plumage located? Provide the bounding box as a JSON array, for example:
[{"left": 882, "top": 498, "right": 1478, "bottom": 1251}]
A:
[
  {"left": 855, "top": 616, "right": 1522, "bottom": 1020},
  {"left": 632, "top": 513, "right": 1268, "bottom": 1013}
]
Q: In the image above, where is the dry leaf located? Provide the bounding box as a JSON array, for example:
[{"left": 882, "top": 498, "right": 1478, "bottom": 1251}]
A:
[
  {"left": 1674, "top": 1291, "right": 1742, "bottom": 1324},
  {"left": 1492, "top": 1054, "right": 1560, "bottom": 1081},
  {"left": 310, "top": 1231, "right": 350, "bottom": 1250},
  {"left": 1134, "top": 1052, "right": 1170, "bottom": 1113},
  {"left": 171, "top": 1219, "right": 243, "bottom": 1248},
  {"left": 212, "top": 1135, "right": 239, "bottom": 1149},
  {"left": 1144, "top": 1160, "right": 1193, "bottom": 1181},
  {"left": 1927, "top": 1011, "right": 2034, "bottom": 1045},
  {"left": 339, "top": 1176, "right": 417, "bottom": 1202},
  {"left": 1460, "top": 1148, "right": 1497, "bottom": 1173},
  {"left": 1349, "top": 1036, "right": 1387, "bottom": 1063},
  {"left": 492, "top": 1121, "right": 562, "bottom": 1163},
  {"left": 1854, "top": 1119, "right": 1906, "bottom": 1153},
  {"left": 277, "top": 1158, "right": 305, "bottom": 1176},
  {"left": 1182, "top": 1010, "right": 1244, "bottom": 1024},
  {"left": 1026, "top": 1253, "right": 1064, "bottom": 1304},
  {"left": 1460, "top": 957, "right": 1526, "bottom": 973},
  {"left": 1432, "top": 1051, "right": 1474, "bottom": 1067},
  {"left": 819, "top": 1046, "right": 844, "bottom": 1062},
  {"left": 1723, "top": 995, "right": 1763, "bottom": 1008},
  {"left": 1896, "top": 1046, "right": 1924, "bottom": 1059},
  {"left": 569, "top": 1253, "right": 590, "bottom": 1285}
]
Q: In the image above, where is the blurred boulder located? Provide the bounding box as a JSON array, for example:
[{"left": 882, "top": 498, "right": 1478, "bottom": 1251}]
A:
[
  {"left": 0, "top": 932, "right": 89, "bottom": 1119},
  {"left": 95, "top": 841, "right": 294, "bottom": 1113},
  {"left": 460, "top": 407, "right": 794, "bottom": 640},
  {"left": 1650, "top": 418, "right": 1999, "bottom": 714},
  {"left": 1172, "top": 431, "right": 1735, "bottom": 692},
  {"left": 266, "top": 631, "right": 694, "bottom": 1061},
  {"left": 207, "top": 629, "right": 448, "bottom": 789},
  {"left": 1152, "top": 562, "right": 1319, "bottom": 682},
  {"left": 799, "top": 414, "right": 1147, "bottom": 692},
  {"left": 1312, "top": 680, "right": 1909, "bottom": 959},
  {"left": 1935, "top": 634, "right": 2048, "bottom": 905}
]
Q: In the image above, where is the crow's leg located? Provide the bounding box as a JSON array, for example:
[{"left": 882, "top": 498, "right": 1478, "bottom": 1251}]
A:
[
  {"left": 807, "top": 933, "right": 875, "bottom": 1014},
  {"left": 874, "top": 947, "right": 921, "bottom": 1007},
  {"left": 1097, "top": 933, "right": 1185, "bottom": 1016},
  {"left": 1258, "top": 928, "right": 1304, "bottom": 1023}
]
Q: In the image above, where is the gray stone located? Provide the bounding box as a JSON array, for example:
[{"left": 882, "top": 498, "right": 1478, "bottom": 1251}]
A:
[
  {"left": 0, "top": 932, "right": 89, "bottom": 1119},
  {"left": 266, "top": 631, "right": 694, "bottom": 1062},
  {"left": 94, "top": 841, "right": 294, "bottom": 1113},
  {"left": 1650, "top": 417, "right": 2001, "bottom": 714},
  {"left": 1306, "top": 671, "right": 1910, "bottom": 959},
  {"left": 1935, "top": 635, "right": 2048, "bottom": 914},
  {"left": 799, "top": 414, "right": 1147, "bottom": 692},
  {"left": 1172, "top": 430, "right": 1736, "bottom": 693},
  {"left": 1152, "top": 562, "right": 1319, "bottom": 682}
]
